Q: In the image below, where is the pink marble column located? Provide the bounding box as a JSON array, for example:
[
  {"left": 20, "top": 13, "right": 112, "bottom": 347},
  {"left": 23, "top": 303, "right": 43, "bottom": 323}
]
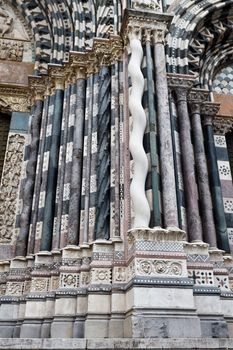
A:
[
  {"left": 175, "top": 87, "right": 203, "bottom": 242},
  {"left": 153, "top": 30, "right": 178, "bottom": 228},
  {"left": 189, "top": 101, "right": 217, "bottom": 247}
]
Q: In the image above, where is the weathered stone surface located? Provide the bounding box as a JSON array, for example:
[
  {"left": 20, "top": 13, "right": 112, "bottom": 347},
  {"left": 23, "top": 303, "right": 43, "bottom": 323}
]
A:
[{"left": 0, "top": 338, "right": 232, "bottom": 349}]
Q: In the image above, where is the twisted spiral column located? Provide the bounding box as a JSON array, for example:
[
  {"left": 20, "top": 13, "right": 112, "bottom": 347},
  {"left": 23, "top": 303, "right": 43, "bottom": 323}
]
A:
[{"left": 128, "top": 28, "right": 150, "bottom": 228}]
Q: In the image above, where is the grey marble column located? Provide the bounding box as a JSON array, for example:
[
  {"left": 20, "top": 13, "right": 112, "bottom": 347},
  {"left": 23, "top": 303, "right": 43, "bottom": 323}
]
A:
[
  {"left": 16, "top": 99, "right": 43, "bottom": 256},
  {"left": 68, "top": 78, "right": 86, "bottom": 245},
  {"left": 189, "top": 102, "right": 217, "bottom": 247},
  {"left": 175, "top": 88, "right": 203, "bottom": 242},
  {"left": 153, "top": 30, "right": 178, "bottom": 228},
  {"left": 202, "top": 105, "right": 230, "bottom": 253}
]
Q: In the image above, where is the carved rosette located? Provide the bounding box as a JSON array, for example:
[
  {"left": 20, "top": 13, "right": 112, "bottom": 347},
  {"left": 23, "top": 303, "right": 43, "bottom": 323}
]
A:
[
  {"left": 0, "top": 134, "right": 25, "bottom": 244},
  {"left": 136, "top": 258, "right": 183, "bottom": 277}
]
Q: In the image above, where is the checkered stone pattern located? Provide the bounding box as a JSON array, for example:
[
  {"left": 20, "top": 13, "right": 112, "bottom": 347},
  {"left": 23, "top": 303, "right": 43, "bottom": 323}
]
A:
[
  {"left": 213, "top": 65, "right": 233, "bottom": 95},
  {"left": 188, "top": 269, "right": 214, "bottom": 286},
  {"left": 214, "top": 135, "right": 233, "bottom": 250}
]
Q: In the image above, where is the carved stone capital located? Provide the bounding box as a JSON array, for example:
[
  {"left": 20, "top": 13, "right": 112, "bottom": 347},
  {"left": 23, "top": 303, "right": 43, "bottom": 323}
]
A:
[
  {"left": 28, "top": 75, "right": 46, "bottom": 101},
  {"left": 121, "top": 9, "right": 173, "bottom": 46},
  {"left": 213, "top": 117, "right": 233, "bottom": 135},
  {"left": 48, "top": 64, "right": 66, "bottom": 90},
  {"left": 0, "top": 84, "right": 30, "bottom": 112},
  {"left": 201, "top": 102, "right": 220, "bottom": 117},
  {"left": 167, "top": 73, "right": 196, "bottom": 91}
]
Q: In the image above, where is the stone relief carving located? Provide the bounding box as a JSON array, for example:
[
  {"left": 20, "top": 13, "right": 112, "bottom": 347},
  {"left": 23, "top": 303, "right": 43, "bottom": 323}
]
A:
[
  {"left": 0, "top": 0, "right": 29, "bottom": 40},
  {"left": 132, "top": 0, "right": 161, "bottom": 10},
  {"left": 91, "top": 268, "right": 111, "bottom": 284},
  {"left": 0, "top": 39, "right": 24, "bottom": 61},
  {"left": 136, "top": 259, "right": 183, "bottom": 276},
  {"left": 0, "top": 134, "right": 25, "bottom": 243}
]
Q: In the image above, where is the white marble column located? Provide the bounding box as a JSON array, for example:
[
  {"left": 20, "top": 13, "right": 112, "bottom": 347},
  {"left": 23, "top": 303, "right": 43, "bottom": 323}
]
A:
[{"left": 128, "top": 26, "right": 150, "bottom": 228}]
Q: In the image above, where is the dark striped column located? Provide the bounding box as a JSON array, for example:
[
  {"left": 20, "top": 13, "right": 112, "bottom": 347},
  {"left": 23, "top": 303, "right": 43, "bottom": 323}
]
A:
[
  {"left": 40, "top": 71, "right": 65, "bottom": 251},
  {"left": 16, "top": 89, "right": 44, "bottom": 256},
  {"left": 202, "top": 104, "right": 230, "bottom": 253},
  {"left": 174, "top": 87, "right": 203, "bottom": 242},
  {"left": 68, "top": 73, "right": 86, "bottom": 245},
  {"left": 189, "top": 101, "right": 217, "bottom": 248},
  {"left": 145, "top": 30, "right": 161, "bottom": 227},
  {"left": 94, "top": 65, "right": 111, "bottom": 240}
]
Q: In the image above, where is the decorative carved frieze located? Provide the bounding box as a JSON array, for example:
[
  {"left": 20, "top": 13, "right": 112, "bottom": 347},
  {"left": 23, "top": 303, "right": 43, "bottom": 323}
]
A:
[
  {"left": 136, "top": 259, "right": 183, "bottom": 276},
  {"left": 0, "top": 84, "right": 30, "bottom": 112},
  {"left": 0, "top": 134, "right": 25, "bottom": 243}
]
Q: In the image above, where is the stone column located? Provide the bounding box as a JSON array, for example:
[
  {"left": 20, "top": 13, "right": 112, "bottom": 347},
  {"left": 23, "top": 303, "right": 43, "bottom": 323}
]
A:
[
  {"left": 145, "top": 29, "right": 161, "bottom": 227},
  {"left": 189, "top": 92, "right": 217, "bottom": 248},
  {"left": 16, "top": 78, "right": 45, "bottom": 257},
  {"left": 40, "top": 66, "right": 65, "bottom": 252},
  {"left": 153, "top": 24, "right": 178, "bottom": 228},
  {"left": 172, "top": 77, "right": 203, "bottom": 242},
  {"left": 94, "top": 65, "right": 111, "bottom": 239},
  {"left": 202, "top": 103, "right": 230, "bottom": 253},
  {"left": 68, "top": 68, "right": 86, "bottom": 245},
  {"left": 127, "top": 23, "right": 151, "bottom": 228}
]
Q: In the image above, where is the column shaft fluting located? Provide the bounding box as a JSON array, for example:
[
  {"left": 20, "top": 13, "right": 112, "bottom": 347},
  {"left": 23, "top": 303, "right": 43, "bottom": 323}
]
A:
[
  {"left": 190, "top": 104, "right": 217, "bottom": 247},
  {"left": 154, "top": 41, "right": 178, "bottom": 228},
  {"left": 203, "top": 117, "right": 230, "bottom": 252},
  {"left": 175, "top": 89, "right": 202, "bottom": 241},
  {"left": 41, "top": 88, "right": 64, "bottom": 251}
]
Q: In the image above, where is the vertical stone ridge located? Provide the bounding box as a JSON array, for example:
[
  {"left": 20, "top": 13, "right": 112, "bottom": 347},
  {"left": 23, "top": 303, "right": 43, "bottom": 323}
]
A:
[
  {"left": 16, "top": 100, "right": 43, "bottom": 257},
  {"left": 128, "top": 29, "right": 150, "bottom": 228},
  {"left": 95, "top": 66, "right": 111, "bottom": 239}
]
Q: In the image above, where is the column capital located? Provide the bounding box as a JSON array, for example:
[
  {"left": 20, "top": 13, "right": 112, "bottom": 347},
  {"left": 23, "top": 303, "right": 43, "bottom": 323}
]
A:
[
  {"left": 28, "top": 75, "right": 46, "bottom": 101},
  {"left": 213, "top": 116, "right": 233, "bottom": 135},
  {"left": 167, "top": 73, "right": 196, "bottom": 90},
  {"left": 48, "top": 64, "right": 66, "bottom": 90},
  {"left": 121, "top": 8, "right": 173, "bottom": 45},
  {"left": 188, "top": 88, "right": 210, "bottom": 114},
  {"left": 201, "top": 102, "right": 220, "bottom": 116}
]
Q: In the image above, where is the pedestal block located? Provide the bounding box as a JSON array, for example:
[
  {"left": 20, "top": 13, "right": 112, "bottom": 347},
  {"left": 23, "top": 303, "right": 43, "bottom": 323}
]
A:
[{"left": 123, "top": 227, "right": 201, "bottom": 338}]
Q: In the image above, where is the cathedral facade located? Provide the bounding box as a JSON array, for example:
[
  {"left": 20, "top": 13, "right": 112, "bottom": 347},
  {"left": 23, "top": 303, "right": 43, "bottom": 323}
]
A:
[{"left": 0, "top": 0, "right": 233, "bottom": 347}]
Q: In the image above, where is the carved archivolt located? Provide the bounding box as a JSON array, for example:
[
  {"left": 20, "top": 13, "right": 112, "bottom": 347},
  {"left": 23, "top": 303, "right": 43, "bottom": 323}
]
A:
[{"left": 0, "top": 134, "right": 25, "bottom": 243}]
